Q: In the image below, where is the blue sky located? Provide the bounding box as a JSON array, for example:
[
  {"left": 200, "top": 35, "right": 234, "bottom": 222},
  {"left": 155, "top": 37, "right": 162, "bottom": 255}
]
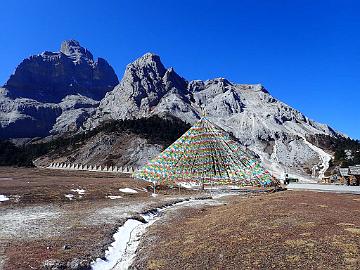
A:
[{"left": 0, "top": 0, "right": 359, "bottom": 138}]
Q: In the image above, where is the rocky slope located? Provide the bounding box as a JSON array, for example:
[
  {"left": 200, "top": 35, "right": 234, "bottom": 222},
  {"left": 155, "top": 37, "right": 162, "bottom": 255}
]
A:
[
  {"left": 0, "top": 47, "right": 346, "bottom": 180},
  {"left": 0, "top": 116, "right": 192, "bottom": 168},
  {"left": 0, "top": 40, "right": 118, "bottom": 138},
  {"left": 87, "top": 53, "right": 343, "bottom": 180}
]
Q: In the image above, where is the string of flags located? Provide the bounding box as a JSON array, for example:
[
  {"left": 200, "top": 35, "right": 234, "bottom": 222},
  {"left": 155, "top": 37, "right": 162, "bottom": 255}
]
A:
[{"left": 133, "top": 117, "right": 276, "bottom": 187}]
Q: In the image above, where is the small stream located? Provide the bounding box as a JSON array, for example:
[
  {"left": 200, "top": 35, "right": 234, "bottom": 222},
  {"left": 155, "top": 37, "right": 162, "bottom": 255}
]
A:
[{"left": 91, "top": 197, "right": 220, "bottom": 270}]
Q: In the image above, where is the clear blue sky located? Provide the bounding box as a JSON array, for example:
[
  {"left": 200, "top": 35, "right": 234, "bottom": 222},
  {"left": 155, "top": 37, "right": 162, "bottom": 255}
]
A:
[{"left": 0, "top": 0, "right": 359, "bottom": 138}]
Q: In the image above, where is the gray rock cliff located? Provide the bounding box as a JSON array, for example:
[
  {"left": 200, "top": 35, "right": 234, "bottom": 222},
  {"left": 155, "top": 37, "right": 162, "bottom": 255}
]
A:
[
  {"left": 87, "top": 53, "right": 342, "bottom": 180},
  {"left": 4, "top": 40, "right": 118, "bottom": 103},
  {"left": 0, "top": 40, "right": 118, "bottom": 138}
]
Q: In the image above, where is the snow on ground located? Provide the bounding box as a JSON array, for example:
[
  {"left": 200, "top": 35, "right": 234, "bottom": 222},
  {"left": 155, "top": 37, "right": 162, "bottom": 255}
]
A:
[
  {"left": 65, "top": 194, "right": 74, "bottom": 200},
  {"left": 106, "top": 195, "right": 123, "bottom": 200},
  {"left": 204, "top": 185, "right": 244, "bottom": 190},
  {"left": 71, "top": 188, "right": 86, "bottom": 195},
  {"left": 119, "top": 188, "right": 138, "bottom": 194},
  {"left": 0, "top": 195, "right": 9, "bottom": 202},
  {"left": 177, "top": 182, "right": 201, "bottom": 189},
  {"left": 91, "top": 198, "right": 222, "bottom": 270},
  {"left": 91, "top": 218, "right": 151, "bottom": 270},
  {"left": 287, "top": 183, "right": 360, "bottom": 194}
]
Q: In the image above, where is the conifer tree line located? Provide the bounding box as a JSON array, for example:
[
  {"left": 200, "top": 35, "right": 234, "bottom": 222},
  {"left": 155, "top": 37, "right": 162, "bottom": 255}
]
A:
[{"left": 0, "top": 116, "right": 191, "bottom": 167}]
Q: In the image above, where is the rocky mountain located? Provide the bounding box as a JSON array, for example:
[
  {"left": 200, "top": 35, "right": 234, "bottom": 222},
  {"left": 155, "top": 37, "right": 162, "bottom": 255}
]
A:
[
  {"left": 0, "top": 47, "right": 347, "bottom": 180},
  {"left": 5, "top": 40, "right": 118, "bottom": 102},
  {"left": 87, "top": 53, "right": 343, "bottom": 180},
  {"left": 0, "top": 40, "right": 118, "bottom": 138}
]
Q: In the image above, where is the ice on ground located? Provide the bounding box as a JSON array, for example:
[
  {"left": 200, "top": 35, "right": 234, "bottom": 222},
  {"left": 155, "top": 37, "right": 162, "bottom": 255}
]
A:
[
  {"left": 91, "top": 218, "right": 146, "bottom": 270},
  {"left": 71, "top": 188, "right": 86, "bottom": 195},
  {"left": 65, "top": 194, "right": 74, "bottom": 200},
  {"left": 0, "top": 195, "right": 9, "bottom": 202},
  {"left": 177, "top": 182, "right": 201, "bottom": 189},
  {"left": 151, "top": 193, "right": 158, "bottom": 197},
  {"left": 287, "top": 183, "right": 360, "bottom": 194},
  {"left": 205, "top": 185, "right": 245, "bottom": 190},
  {"left": 107, "top": 195, "right": 123, "bottom": 200},
  {"left": 119, "top": 188, "right": 138, "bottom": 194},
  {"left": 91, "top": 198, "right": 219, "bottom": 270}
]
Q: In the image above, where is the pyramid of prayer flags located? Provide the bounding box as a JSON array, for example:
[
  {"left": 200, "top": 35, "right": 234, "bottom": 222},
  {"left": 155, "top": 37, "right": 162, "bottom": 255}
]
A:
[{"left": 133, "top": 117, "right": 276, "bottom": 187}]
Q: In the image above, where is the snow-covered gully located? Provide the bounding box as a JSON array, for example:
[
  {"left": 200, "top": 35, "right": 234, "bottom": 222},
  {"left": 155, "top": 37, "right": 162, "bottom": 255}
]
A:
[
  {"left": 91, "top": 197, "right": 218, "bottom": 270},
  {"left": 301, "top": 136, "right": 332, "bottom": 179}
]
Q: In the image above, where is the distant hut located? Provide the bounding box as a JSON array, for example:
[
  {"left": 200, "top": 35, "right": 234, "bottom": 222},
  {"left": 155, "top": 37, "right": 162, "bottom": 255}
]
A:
[
  {"left": 349, "top": 166, "right": 360, "bottom": 185},
  {"left": 339, "top": 166, "right": 360, "bottom": 186}
]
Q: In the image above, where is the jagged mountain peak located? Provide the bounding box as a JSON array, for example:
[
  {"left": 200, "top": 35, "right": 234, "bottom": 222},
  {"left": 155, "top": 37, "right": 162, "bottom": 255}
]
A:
[
  {"left": 60, "top": 40, "right": 93, "bottom": 61},
  {"left": 139, "top": 52, "right": 161, "bottom": 62},
  {"left": 1, "top": 49, "right": 346, "bottom": 181},
  {"left": 3, "top": 41, "right": 118, "bottom": 103},
  {"left": 125, "top": 52, "right": 166, "bottom": 78},
  {"left": 89, "top": 52, "right": 344, "bottom": 180}
]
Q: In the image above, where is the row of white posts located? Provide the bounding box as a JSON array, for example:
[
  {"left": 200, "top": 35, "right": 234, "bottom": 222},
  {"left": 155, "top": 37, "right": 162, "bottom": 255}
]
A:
[{"left": 47, "top": 162, "right": 135, "bottom": 174}]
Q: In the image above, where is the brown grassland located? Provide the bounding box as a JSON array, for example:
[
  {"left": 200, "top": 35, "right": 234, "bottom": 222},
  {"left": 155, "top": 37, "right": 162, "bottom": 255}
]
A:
[
  {"left": 133, "top": 191, "right": 360, "bottom": 270},
  {"left": 0, "top": 167, "right": 359, "bottom": 270}
]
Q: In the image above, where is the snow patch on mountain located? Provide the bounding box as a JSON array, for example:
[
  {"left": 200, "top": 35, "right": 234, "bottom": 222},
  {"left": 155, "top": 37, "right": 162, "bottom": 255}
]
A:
[{"left": 301, "top": 136, "right": 332, "bottom": 179}]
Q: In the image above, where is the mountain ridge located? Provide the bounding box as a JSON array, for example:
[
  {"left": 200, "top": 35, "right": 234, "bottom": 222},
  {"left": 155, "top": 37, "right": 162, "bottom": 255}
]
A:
[
  {"left": 86, "top": 52, "right": 342, "bottom": 180},
  {"left": 0, "top": 47, "right": 349, "bottom": 180}
]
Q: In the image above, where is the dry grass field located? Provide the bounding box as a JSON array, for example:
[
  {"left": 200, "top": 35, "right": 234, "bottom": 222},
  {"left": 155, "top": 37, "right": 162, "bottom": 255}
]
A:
[
  {"left": 133, "top": 191, "right": 360, "bottom": 270},
  {"left": 0, "top": 167, "right": 359, "bottom": 270},
  {"left": 0, "top": 167, "right": 197, "bottom": 270}
]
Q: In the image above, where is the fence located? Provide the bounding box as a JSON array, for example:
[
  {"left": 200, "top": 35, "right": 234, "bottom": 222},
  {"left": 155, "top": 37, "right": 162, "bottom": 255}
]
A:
[{"left": 47, "top": 162, "right": 135, "bottom": 174}]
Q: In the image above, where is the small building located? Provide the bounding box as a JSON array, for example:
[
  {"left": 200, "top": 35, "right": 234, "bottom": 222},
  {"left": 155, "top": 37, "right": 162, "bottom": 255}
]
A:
[{"left": 338, "top": 165, "right": 360, "bottom": 186}]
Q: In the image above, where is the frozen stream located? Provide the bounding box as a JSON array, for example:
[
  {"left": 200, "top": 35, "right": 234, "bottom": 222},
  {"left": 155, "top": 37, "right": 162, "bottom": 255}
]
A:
[{"left": 91, "top": 198, "right": 221, "bottom": 270}]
